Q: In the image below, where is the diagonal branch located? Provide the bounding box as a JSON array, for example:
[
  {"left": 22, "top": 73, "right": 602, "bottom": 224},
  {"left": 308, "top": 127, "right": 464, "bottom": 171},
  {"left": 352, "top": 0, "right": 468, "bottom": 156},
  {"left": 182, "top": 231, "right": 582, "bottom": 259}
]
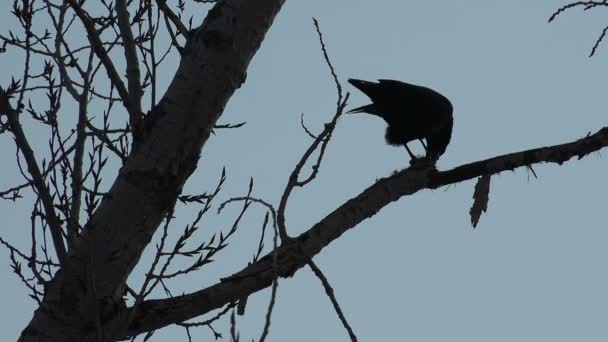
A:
[
  {"left": 156, "top": 0, "right": 189, "bottom": 38},
  {"left": 115, "top": 0, "right": 143, "bottom": 121},
  {"left": 124, "top": 125, "right": 608, "bottom": 336},
  {"left": 0, "top": 143, "right": 77, "bottom": 199},
  {"left": 0, "top": 89, "right": 68, "bottom": 266},
  {"left": 308, "top": 261, "right": 357, "bottom": 342},
  {"left": 66, "top": 0, "right": 142, "bottom": 136},
  {"left": 68, "top": 51, "right": 94, "bottom": 250}
]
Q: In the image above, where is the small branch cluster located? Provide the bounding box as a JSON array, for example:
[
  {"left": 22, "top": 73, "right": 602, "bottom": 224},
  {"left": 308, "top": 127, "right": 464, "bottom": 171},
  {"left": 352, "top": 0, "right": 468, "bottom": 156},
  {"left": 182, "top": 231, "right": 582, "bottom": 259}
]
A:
[
  {"left": 549, "top": 1, "right": 608, "bottom": 57},
  {"left": 0, "top": 0, "right": 240, "bottom": 339},
  {"left": 253, "top": 17, "right": 358, "bottom": 342}
]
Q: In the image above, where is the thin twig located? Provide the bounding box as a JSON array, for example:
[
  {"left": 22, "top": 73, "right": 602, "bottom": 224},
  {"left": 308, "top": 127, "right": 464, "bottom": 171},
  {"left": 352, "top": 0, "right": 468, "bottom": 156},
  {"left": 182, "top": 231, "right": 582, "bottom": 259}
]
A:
[
  {"left": 115, "top": 0, "right": 143, "bottom": 120},
  {"left": 300, "top": 113, "right": 318, "bottom": 139},
  {"left": 66, "top": 0, "right": 142, "bottom": 135},
  {"left": 313, "top": 17, "right": 342, "bottom": 105},
  {"left": 67, "top": 50, "right": 94, "bottom": 249},
  {"left": 276, "top": 18, "right": 348, "bottom": 241},
  {"left": 548, "top": 1, "right": 608, "bottom": 22},
  {"left": 156, "top": 0, "right": 189, "bottom": 37},
  {"left": 0, "top": 235, "right": 59, "bottom": 267},
  {"left": 259, "top": 200, "right": 279, "bottom": 342},
  {"left": 308, "top": 260, "right": 357, "bottom": 342},
  {"left": 548, "top": 1, "right": 608, "bottom": 57},
  {"left": 178, "top": 302, "right": 236, "bottom": 328}
]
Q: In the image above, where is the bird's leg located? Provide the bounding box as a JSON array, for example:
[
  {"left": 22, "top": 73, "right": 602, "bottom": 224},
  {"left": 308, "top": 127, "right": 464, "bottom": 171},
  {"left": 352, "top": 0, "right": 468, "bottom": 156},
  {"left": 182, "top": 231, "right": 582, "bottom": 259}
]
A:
[
  {"left": 403, "top": 143, "right": 417, "bottom": 160},
  {"left": 419, "top": 139, "right": 435, "bottom": 161},
  {"left": 418, "top": 139, "right": 428, "bottom": 153}
]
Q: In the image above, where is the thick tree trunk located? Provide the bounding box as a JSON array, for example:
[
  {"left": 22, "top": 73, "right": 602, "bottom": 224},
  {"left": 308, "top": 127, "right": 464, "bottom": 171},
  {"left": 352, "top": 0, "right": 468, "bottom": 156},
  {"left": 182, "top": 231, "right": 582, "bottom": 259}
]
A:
[{"left": 18, "top": 1, "right": 285, "bottom": 341}]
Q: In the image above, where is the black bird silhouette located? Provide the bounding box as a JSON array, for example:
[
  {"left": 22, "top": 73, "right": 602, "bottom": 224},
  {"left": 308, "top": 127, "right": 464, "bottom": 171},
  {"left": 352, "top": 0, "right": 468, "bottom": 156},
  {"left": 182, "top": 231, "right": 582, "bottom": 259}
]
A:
[{"left": 348, "top": 78, "right": 453, "bottom": 162}]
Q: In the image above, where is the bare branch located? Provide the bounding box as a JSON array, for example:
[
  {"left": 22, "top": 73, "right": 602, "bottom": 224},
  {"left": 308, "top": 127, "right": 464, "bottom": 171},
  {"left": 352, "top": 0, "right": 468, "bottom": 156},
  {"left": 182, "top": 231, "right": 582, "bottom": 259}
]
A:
[
  {"left": 30, "top": 203, "right": 49, "bottom": 285},
  {"left": 308, "top": 261, "right": 357, "bottom": 342},
  {"left": 115, "top": 0, "right": 143, "bottom": 118},
  {"left": 178, "top": 303, "right": 236, "bottom": 328},
  {"left": 213, "top": 121, "right": 246, "bottom": 131},
  {"left": 10, "top": 251, "right": 43, "bottom": 304},
  {"left": 300, "top": 112, "right": 319, "bottom": 139},
  {"left": 548, "top": 1, "right": 608, "bottom": 22},
  {"left": 0, "top": 235, "right": 59, "bottom": 267},
  {"left": 589, "top": 24, "right": 608, "bottom": 57},
  {"left": 258, "top": 199, "right": 279, "bottom": 342},
  {"left": 156, "top": 0, "right": 189, "bottom": 38},
  {"left": 86, "top": 121, "right": 129, "bottom": 162},
  {"left": 230, "top": 311, "right": 240, "bottom": 342},
  {"left": 277, "top": 18, "right": 348, "bottom": 241},
  {"left": 549, "top": 1, "right": 608, "bottom": 56},
  {"left": 124, "top": 124, "right": 608, "bottom": 336},
  {"left": 0, "top": 139, "right": 77, "bottom": 200},
  {"left": 66, "top": 0, "right": 142, "bottom": 137},
  {"left": 1, "top": 88, "right": 67, "bottom": 266},
  {"left": 313, "top": 17, "right": 342, "bottom": 105},
  {"left": 68, "top": 51, "right": 95, "bottom": 249}
]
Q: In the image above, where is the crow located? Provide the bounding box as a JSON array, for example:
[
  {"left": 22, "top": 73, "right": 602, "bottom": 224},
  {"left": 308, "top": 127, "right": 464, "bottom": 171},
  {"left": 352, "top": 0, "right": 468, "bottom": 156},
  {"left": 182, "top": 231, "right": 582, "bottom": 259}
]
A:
[{"left": 347, "top": 78, "right": 453, "bottom": 162}]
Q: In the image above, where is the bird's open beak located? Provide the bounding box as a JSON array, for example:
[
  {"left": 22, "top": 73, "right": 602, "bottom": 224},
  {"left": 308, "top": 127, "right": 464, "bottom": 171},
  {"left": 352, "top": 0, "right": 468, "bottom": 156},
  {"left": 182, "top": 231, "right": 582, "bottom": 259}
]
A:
[{"left": 345, "top": 104, "right": 373, "bottom": 114}]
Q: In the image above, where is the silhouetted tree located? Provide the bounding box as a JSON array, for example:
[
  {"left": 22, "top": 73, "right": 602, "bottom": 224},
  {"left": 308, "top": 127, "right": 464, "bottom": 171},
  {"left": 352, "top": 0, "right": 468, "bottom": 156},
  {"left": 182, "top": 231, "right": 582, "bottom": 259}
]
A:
[{"left": 0, "top": 1, "right": 606, "bottom": 341}]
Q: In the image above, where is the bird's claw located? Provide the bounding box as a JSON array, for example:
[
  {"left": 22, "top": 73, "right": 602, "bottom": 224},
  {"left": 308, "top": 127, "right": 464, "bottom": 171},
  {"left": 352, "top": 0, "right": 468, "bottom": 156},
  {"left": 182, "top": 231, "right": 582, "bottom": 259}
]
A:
[{"left": 409, "top": 155, "right": 437, "bottom": 168}]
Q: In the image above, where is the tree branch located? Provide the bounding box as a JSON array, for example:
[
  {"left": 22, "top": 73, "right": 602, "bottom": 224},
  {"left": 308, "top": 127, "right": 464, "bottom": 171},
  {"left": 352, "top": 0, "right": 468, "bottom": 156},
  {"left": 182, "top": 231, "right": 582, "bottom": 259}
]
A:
[
  {"left": 277, "top": 18, "right": 347, "bottom": 241},
  {"left": 124, "top": 125, "right": 608, "bottom": 335},
  {"left": 66, "top": 0, "right": 142, "bottom": 136},
  {"left": 308, "top": 260, "right": 357, "bottom": 342},
  {"left": 20, "top": 0, "right": 286, "bottom": 339},
  {"left": 115, "top": 0, "right": 143, "bottom": 120},
  {"left": 0, "top": 88, "right": 68, "bottom": 266},
  {"left": 68, "top": 51, "right": 94, "bottom": 250},
  {"left": 156, "top": 0, "right": 189, "bottom": 38}
]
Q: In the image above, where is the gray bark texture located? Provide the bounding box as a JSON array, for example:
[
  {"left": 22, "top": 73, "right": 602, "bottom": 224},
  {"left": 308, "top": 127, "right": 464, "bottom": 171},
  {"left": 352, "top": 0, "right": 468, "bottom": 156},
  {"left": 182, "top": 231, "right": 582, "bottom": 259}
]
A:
[{"left": 19, "top": 0, "right": 285, "bottom": 340}]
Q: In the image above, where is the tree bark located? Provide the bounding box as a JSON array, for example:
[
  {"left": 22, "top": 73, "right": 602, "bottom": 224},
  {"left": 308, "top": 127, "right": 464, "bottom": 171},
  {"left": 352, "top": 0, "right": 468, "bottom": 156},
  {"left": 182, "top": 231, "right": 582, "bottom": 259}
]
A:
[{"left": 19, "top": 0, "right": 285, "bottom": 341}]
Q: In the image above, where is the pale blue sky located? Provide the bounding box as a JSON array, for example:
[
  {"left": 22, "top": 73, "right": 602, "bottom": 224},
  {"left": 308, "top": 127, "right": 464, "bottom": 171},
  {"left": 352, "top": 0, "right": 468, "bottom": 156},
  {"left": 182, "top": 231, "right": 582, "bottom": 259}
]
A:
[{"left": 1, "top": 1, "right": 608, "bottom": 341}]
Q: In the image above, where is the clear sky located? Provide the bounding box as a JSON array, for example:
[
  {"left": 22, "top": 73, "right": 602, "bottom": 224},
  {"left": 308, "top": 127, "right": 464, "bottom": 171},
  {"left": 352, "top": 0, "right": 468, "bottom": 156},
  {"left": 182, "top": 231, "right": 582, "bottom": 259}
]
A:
[{"left": 1, "top": 0, "right": 608, "bottom": 341}]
